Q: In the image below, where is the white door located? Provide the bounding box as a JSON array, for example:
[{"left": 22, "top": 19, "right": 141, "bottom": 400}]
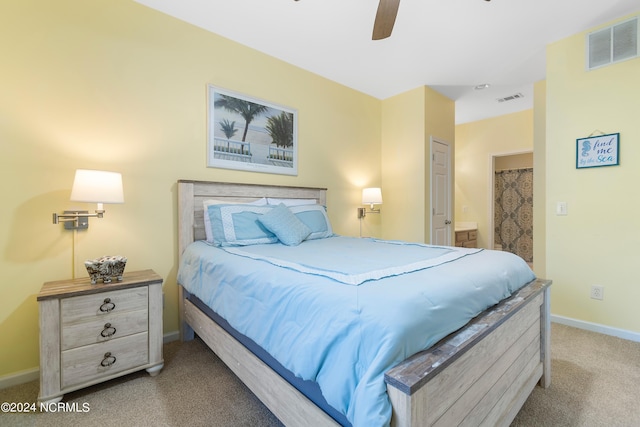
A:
[{"left": 431, "top": 138, "right": 452, "bottom": 245}]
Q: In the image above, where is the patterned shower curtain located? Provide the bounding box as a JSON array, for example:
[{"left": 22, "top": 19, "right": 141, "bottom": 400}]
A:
[{"left": 494, "top": 168, "right": 533, "bottom": 263}]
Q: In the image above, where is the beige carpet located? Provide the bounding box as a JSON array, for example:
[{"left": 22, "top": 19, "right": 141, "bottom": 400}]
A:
[
  {"left": 1, "top": 323, "right": 639, "bottom": 426},
  {"left": 512, "top": 323, "right": 640, "bottom": 426}
]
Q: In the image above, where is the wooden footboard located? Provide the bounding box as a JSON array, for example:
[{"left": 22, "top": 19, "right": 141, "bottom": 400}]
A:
[{"left": 385, "top": 279, "right": 551, "bottom": 427}]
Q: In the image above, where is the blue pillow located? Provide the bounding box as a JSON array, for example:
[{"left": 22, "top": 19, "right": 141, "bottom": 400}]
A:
[
  {"left": 205, "top": 204, "right": 277, "bottom": 246},
  {"left": 258, "top": 204, "right": 311, "bottom": 246},
  {"left": 289, "top": 204, "right": 334, "bottom": 240},
  {"left": 203, "top": 198, "right": 267, "bottom": 243}
]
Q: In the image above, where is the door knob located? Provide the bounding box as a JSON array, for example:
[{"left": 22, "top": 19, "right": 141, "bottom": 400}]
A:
[{"left": 445, "top": 220, "right": 451, "bottom": 225}]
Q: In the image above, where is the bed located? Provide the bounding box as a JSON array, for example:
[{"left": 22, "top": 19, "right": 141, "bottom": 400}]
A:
[{"left": 176, "top": 179, "right": 551, "bottom": 427}]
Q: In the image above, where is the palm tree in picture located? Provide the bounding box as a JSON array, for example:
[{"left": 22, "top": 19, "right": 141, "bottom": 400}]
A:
[
  {"left": 215, "top": 95, "right": 269, "bottom": 155},
  {"left": 218, "top": 119, "right": 238, "bottom": 152},
  {"left": 266, "top": 112, "right": 294, "bottom": 160}
]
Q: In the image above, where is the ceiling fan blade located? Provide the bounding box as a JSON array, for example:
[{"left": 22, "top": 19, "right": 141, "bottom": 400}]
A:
[{"left": 372, "top": 0, "right": 400, "bottom": 40}]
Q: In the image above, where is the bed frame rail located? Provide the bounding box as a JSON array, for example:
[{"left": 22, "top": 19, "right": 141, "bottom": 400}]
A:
[{"left": 183, "top": 294, "right": 340, "bottom": 426}]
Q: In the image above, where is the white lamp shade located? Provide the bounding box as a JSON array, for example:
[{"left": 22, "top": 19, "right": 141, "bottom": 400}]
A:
[
  {"left": 362, "top": 187, "right": 383, "bottom": 205},
  {"left": 70, "top": 169, "right": 124, "bottom": 204}
]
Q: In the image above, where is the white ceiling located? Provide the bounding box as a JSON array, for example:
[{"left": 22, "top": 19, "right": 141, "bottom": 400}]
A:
[{"left": 135, "top": 0, "right": 639, "bottom": 124}]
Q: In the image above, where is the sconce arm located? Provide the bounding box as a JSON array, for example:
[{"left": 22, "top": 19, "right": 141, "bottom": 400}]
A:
[
  {"left": 52, "top": 209, "right": 105, "bottom": 230},
  {"left": 357, "top": 207, "right": 381, "bottom": 219}
]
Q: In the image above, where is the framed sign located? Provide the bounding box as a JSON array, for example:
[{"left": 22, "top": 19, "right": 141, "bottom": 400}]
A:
[
  {"left": 207, "top": 85, "right": 298, "bottom": 176},
  {"left": 576, "top": 133, "right": 619, "bottom": 169}
]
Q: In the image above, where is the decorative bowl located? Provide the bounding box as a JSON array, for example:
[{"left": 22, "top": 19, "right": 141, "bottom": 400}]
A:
[{"left": 84, "top": 255, "right": 127, "bottom": 284}]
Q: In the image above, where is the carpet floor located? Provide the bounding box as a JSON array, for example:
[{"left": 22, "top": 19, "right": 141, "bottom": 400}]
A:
[{"left": 1, "top": 323, "right": 638, "bottom": 426}]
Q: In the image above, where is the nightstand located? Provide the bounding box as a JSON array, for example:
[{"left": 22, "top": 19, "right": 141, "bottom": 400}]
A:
[
  {"left": 455, "top": 229, "right": 477, "bottom": 248},
  {"left": 37, "top": 269, "right": 164, "bottom": 403}
]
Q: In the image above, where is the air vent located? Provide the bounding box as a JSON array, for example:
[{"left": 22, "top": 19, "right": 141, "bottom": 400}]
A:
[
  {"left": 497, "top": 93, "right": 524, "bottom": 103},
  {"left": 587, "top": 17, "right": 638, "bottom": 70}
]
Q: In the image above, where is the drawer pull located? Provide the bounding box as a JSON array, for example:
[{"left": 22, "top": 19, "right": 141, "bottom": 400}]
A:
[
  {"left": 100, "top": 323, "right": 117, "bottom": 338},
  {"left": 100, "top": 352, "right": 117, "bottom": 367},
  {"left": 99, "top": 298, "right": 116, "bottom": 313}
]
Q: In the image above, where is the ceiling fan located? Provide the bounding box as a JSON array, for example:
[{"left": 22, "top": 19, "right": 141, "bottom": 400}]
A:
[
  {"left": 294, "top": 0, "right": 400, "bottom": 40},
  {"left": 372, "top": 0, "right": 401, "bottom": 40},
  {"left": 371, "top": 0, "right": 491, "bottom": 40}
]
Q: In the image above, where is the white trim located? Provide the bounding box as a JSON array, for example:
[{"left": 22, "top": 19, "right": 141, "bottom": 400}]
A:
[
  {"left": 0, "top": 331, "right": 181, "bottom": 390},
  {"left": 551, "top": 315, "right": 640, "bottom": 343},
  {"left": 0, "top": 368, "right": 39, "bottom": 390},
  {"left": 488, "top": 149, "right": 533, "bottom": 250},
  {"left": 163, "top": 330, "right": 180, "bottom": 344}
]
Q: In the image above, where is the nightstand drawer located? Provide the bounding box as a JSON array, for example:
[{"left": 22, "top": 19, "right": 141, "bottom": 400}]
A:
[
  {"left": 61, "top": 309, "right": 148, "bottom": 350},
  {"left": 455, "top": 228, "right": 477, "bottom": 248},
  {"left": 463, "top": 240, "right": 477, "bottom": 248},
  {"left": 61, "top": 332, "right": 149, "bottom": 389},
  {"left": 61, "top": 287, "right": 148, "bottom": 324}
]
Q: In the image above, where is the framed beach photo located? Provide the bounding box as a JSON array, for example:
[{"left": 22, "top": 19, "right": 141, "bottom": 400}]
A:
[
  {"left": 576, "top": 133, "right": 619, "bottom": 169},
  {"left": 207, "top": 85, "right": 298, "bottom": 176}
]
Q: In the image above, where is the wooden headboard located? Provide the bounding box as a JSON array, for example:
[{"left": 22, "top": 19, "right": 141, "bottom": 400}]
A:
[{"left": 177, "top": 180, "right": 327, "bottom": 256}]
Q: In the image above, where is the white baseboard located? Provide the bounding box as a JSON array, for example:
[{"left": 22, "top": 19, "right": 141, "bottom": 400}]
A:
[
  {"left": 163, "top": 330, "right": 180, "bottom": 343},
  {"left": 1, "top": 331, "right": 182, "bottom": 390},
  {"left": 551, "top": 314, "right": 640, "bottom": 343},
  {"left": 0, "top": 368, "right": 39, "bottom": 391}
]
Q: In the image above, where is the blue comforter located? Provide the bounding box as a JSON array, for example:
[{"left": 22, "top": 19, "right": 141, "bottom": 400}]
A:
[{"left": 177, "top": 236, "right": 535, "bottom": 426}]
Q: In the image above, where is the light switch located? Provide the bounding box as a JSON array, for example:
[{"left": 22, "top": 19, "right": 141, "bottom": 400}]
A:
[{"left": 556, "top": 202, "right": 568, "bottom": 216}]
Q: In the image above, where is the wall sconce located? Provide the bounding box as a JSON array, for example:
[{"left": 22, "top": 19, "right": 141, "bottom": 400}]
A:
[
  {"left": 357, "top": 187, "right": 383, "bottom": 219},
  {"left": 52, "top": 169, "right": 124, "bottom": 230}
]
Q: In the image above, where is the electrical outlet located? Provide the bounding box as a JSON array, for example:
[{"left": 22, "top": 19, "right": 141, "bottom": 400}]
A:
[{"left": 591, "top": 285, "right": 604, "bottom": 300}]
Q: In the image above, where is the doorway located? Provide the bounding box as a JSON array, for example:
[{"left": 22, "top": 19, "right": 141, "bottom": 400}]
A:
[{"left": 489, "top": 150, "right": 533, "bottom": 264}]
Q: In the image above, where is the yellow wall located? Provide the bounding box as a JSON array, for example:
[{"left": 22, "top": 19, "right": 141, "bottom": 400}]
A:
[
  {"left": 494, "top": 153, "right": 533, "bottom": 170},
  {"left": 545, "top": 13, "right": 640, "bottom": 331},
  {"left": 455, "top": 110, "right": 534, "bottom": 249},
  {"left": 0, "top": 0, "right": 382, "bottom": 377},
  {"left": 533, "top": 80, "right": 547, "bottom": 279},
  {"left": 455, "top": 12, "right": 640, "bottom": 335},
  {"left": 380, "top": 86, "right": 454, "bottom": 243},
  {"left": 380, "top": 87, "right": 427, "bottom": 242},
  {"left": 424, "top": 87, "right": 456, "bottom": 243}
]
